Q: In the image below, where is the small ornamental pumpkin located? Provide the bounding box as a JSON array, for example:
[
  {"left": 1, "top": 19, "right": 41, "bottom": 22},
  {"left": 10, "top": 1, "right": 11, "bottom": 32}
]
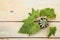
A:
[{"left": 39, "top": 17, "right": 49, "bottom": 28}]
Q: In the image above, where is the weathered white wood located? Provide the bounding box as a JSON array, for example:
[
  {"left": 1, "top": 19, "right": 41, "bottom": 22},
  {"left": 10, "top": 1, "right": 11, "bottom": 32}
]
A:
[
  {"left": 0, "top": 38, "right": 60, "bottom": 40},
  {"left": 0, "top": 22, "right": 59, "bottom": 37},
  {"left": 0, "top": 0, "right": 60, "bottom": 21},
  {"left": 0, "top": 0, "right": 60, "bottom": 40}
]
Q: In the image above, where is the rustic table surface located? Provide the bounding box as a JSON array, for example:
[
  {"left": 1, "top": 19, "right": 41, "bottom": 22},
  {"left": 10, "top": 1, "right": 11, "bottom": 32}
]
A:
[{"left": 0, "top": 0, "right": 60, "bottom": 40}]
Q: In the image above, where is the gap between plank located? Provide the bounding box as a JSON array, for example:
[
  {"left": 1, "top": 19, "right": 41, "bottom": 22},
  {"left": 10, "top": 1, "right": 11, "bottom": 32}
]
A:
[
  {"left": 0, "top": 21, "right": 59, "bottom": 22},
  {"left": 0, "top": 37, "right": 60, "bottom": 39}
]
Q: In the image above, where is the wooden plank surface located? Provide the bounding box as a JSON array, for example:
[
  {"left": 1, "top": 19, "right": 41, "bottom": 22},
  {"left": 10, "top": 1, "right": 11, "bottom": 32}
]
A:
[
  {"left": 0, "top": 0, "right": 60, "bottom": 40},
  {"left": 0, "top": 0, "right": 60, "bottom": 21},
  {"left": 0, "top": 22, "right": 59, "bottom": 37}
]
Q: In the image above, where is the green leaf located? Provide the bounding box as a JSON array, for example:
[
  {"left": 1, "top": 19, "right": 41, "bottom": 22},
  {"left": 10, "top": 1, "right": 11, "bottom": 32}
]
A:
[
  {"left": 18, "top": 16, "right": 35, "bottom": 34},
  {"left": 18, "top": 8, "right": 40, "bottom": 35},
  {"left": 47, "top": 9, "right": 56, "bottom": 19},
  {"left": 28, "top": 23, "right": 40, "bottom": 35},
  {"left": 31, "top": 8, "right": 40, "bottom": 18},
  {"left": 48, "top": 27, "right": 56, "bottom": 38},
  {"left": 18, "top": 22, "right": 34, "bottom": 34},
  {"left": 40, "top": 8, "right": 56, "bottom": 19}
]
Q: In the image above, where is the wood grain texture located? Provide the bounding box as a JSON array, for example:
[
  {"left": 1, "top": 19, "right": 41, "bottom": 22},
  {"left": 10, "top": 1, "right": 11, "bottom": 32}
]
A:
[
  {"left": 0, "top": 0, "right": 60, "bottom": 40},
  {"left": 0, "top": 0, "right": 60, "bottom": 21}
]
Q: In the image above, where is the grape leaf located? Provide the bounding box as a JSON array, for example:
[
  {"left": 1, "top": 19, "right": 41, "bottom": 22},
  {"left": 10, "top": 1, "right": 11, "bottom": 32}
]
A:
[
  {"left": 18, "top": 16, "right": 35, "bottom": 34},
  {"left": 18, "top": 8, "right": 40, "bottom": 35},
  {"left": 48, "top": 27, "right": 56, "bottom": 38},
  {"left": 28, "top": 23, "right": 40, "bottom": 35},
  {"left": 29, "top": 8, "right": 40, "bottom": 18},
  {"left": 40, "top": 8, "right": 56, "bottom": 19}
]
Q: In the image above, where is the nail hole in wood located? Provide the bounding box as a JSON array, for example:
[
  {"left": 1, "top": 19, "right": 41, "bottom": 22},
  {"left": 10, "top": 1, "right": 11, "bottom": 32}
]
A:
[{"left": 10, "top": 10, "right": 13, "bottom": 13}]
